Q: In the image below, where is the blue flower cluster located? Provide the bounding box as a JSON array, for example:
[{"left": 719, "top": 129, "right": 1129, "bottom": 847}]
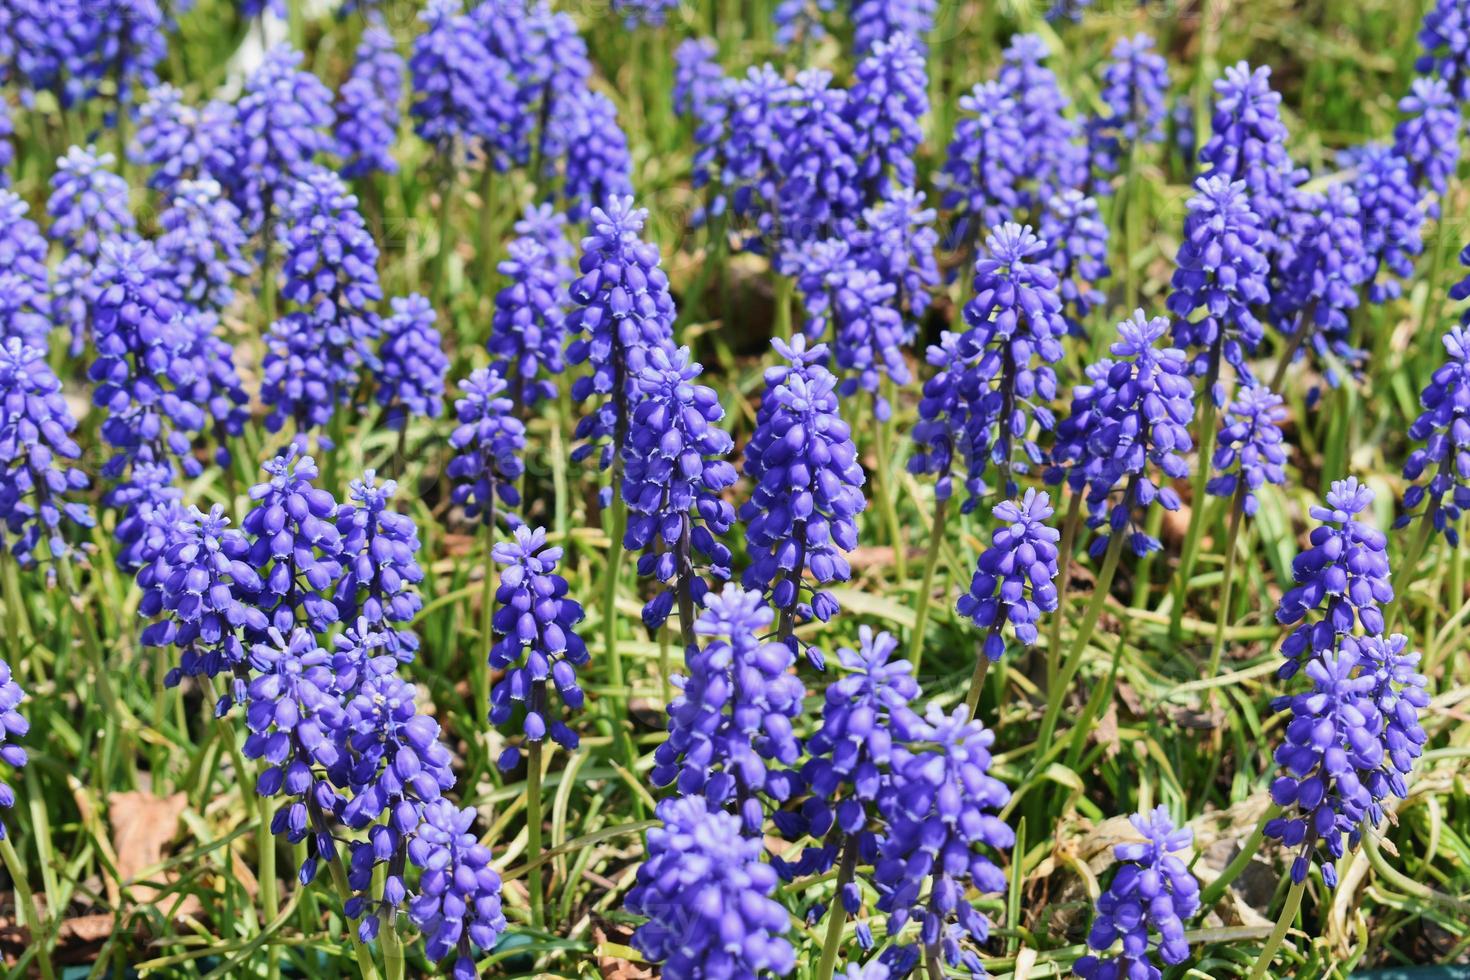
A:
[
  {"left": 1392, "top": 78, "right": 1461, "bottom": 199},
  {"left": 406, "top": 800, "right": 508, "bottom": 979},
  {"left": 47, "top": 145, "right": 136, "bottom": 260},
  {"left": 490, "top": 223, "right": 570, "bottom": 408},
  {"left": 939, "top": 83, "right": 1025, "bottom": 246},
  {"left": 956, "top": 489, "right": 1061, "bottom": 662},
  {"left": 0, "top": 191, "right": 53, "bottom": 346},
  {"left": 847, "top": 32, "right": 928, "bottom": 201},
  {"left": 1206, "top": 385, "right": 1289, "bottom": 516},
  {"left": 1199, "top": 62, "right": 1303, "bottom": 239},
  {"left": 0, "top": 657, "right": 27, "bottom": 838},
  {"left": 374, "top": 294, "right": 448, "bottom": 426},
  {"left": 1400, "top": 325, "right": 1470, "bottom": 541},
  {"left": 155, "top": 179, "right": 252, "bottom": 313},
  {"left": 242, "top": 447, "right": 344, "bottom": 635},
  {"left": 336, "top": 18, "right": 404, "bottom": 179},
  {"left": 1417, "top": 0, "right": 1470, "bottom": 100},
  {"left": 130, "top": 85, "right": 237, "bottom": 192},
  {"left": 1347, "top": 144, "right": 1425, "bottom": 303},
  {"left": 447, "top": 367, "right": 526, "bottom": 528},
  {"left": 856, "top": 187, "right": 940, "bottom": 325},
  {"left": 334, "top": 472, "right": 424, "bottom": 658},
  {"left": 551, "top": 89, "right": 634, "bottom": 222},
  {"left": 1039, "top": 190, "right": 1110, "bottom": 336},
  {"left": 776, "top": 69, "right": 863, "bottom": 247},
  {"left": 229, "top": 45, "right": 335, "bottom": 231},
  {"left": 852, "top": 0, "right": 936, "bottom": 56}
]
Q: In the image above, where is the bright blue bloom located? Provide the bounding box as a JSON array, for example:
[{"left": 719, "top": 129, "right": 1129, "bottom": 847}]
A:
[
  {"left": 1166, "top": 175, "right": 1271, "bottom": 398},
  {"left": 111, "top": 460, "right": 184, "bottom": 574},
  {"left": 242, "top": 447, "right": 344, "bottom": 635},
  {"left": 0, "top": 657, "right": 28, "bottom": 839},
  {"left": 336, "top": 18, "right": 403, "bottom": 179},
  {"left": 1397, "top": 325, "right": 1470, "bottom": 543},
  {"left": 1039, "top": 190, "right": 1110, "bottom": 336},
  {"left": 552, "top": 89, "right": 634, "bottom": 222},
  {"left": 1047, "top": 311, "right": 1195, "bottom": 558},
  {"left": 1206, "top": 385, "right": 1289, "bottom": 517},
  {"left": 1352, "top": 633, "right": 1430, "bottom": 806},
  {"left": 717, "top": 65, "right": 793, "bottom": 249},
  {"left": 156, "top": 179, "right": 251, "bottom": 313},
  {"left": 410, "top": 0, "right": 520, "bottom": 166},
  {"left": 0, "top": 191, "right": 52, "bottom": 346},
  {"left": 909, "top": 332, "right": 987, "bottom": 504},
  {"left": 1276, "top": 477, "right": 1392, "bottom": 679},
  {"left": 489, "top": 525, "right": 589, "bottom": 766},
  {"left": 957, "top": 489, "right": 1060, "bottom": 662},
  {"left": 334, "top": 473, "right": 424, "bottom": 659},
  {"left": 855, "top": 187, "right": 940, "bottom": 324},
  {"left": 179, "top": 311, "right": 250, "bottom": 462},
  {"left": 938, "top": 80, "right": 1025, "bottom": 248},
  {"left": 776, "top": 69, "right": 863, "bottom": 247},
  {"left": 847, "top": 32, "right": 928, "bottom": 200},
  {"left": 739, "top": 336, "right": 867, "bottom": 638},
  {"left": 1101, "top": 34, "right": 1169, "bottom": 145},
  {"left": 566, "top": 197, "right": 677, "bottom": 473},
  {"left": 853, "top": 0, "right": 936, "bottom": 56},
  {"left": 50, "top": 255, "right": 94, "bottom": 357},
  {"left": 1417, "top": 0, "right": 1470, "bottom": 101},
  {"left": 447, "top": 367, "right": 526, "bottom": 527},
  {"left": 626, "top": 794, "right": 796, "bottom": 976},
  {"left": 997, "top": 35, "right": 1088, "bottom": 210},
  {"left": 406, "top": 799, "right": 508, "bottom": 979},
  {"left": 1199, "top": 62, "right": 1304, "bottom": 237},
  {"left": 1392, "top": 78, "right": 1462, "bottom": 198},
  {"left": 1346, "top": 144, "right": 1425, "bottom": 303},
  {"left": 674, "top": 38, "right": 724, "bottom": 122},
  {"left": 784, "top": 238, "right": 909, "bottom": 419},
  {"left": 490, "top": 235, "right": 569, "bottom": 408},
  {"left": 472, "top": 0, "right": 586, "bottom": 167},
  {"left": 0, "top": 338, "right": 94, "bottom": 571},
  {"left": 260, "top": 314, "right": 352, "bottom": 436},
  {"left": 47, "top": 145, "right": 136, "bottom": 260},
  {"left": 650, "top": 585, "right": 805, "bottom": 834},
  {"left": 1074, "top": 808, "right": 1199, "bottom": 979},
  {"left": 130, "top": 85, "right": 237, "bottom": 192},
  {"left": 875, "top": 703, "right": 1013, "bottom": 977},
  {"left": 63, "top": 0, "right": 166, "bottom": 107},
  {"left": 229, "top": 45, "right": 335, "bottom": 231},
  {"left": 375, "top": 294, "right": 448, "bottom": 425},
  {"left": 623, "top": 345, "right": 738, "bottom": 631}
]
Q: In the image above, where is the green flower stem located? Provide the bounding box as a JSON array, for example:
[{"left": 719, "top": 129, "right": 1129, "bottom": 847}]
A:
[
  {"left": 1196, "top": 803, "right": 1281, "bottom": 911},
  {"left": 477, "top": 515, "right": 498, "bottom": 728},
  {"left": 1205, "top": 483, "right": 1248, "bottom": 681},
  {"left": 873, "top": 409, "right": 907, "bottom": 582},
  {"left": 1169, "top": 387, "right": 1220, "bottom": 641},
  {"left": 526, "top": 686, "right": 546, "bottom": 930},
  {"left": 1247, "top": 876, "right": 1306, "bottom": 980},
  {"left": 57, "top": 561, "right": 126, "bottom": 789},
  {"left": 1046, "top": 490, "right": 1084, "bottom": 691},
  {"left": 381, "top": 917, "right": 406, "bottom": 980},
  {"left": 965, "top": 633, "right": 997, "bottom": 720},
  {"left": 773, "top": 275, "right": 793, "bottom": 343},
  {"left": 907, "top": 493, "right": 951, "bottom": 674},
  {"left": 0, "top": 836, "right": 56, "bottom": 980},
  {"left": 814, "top": 835, "right": 860, "bottom": 980},
  {"left": 315, "top": 817, "right": 383, "bottom": 980},
  {"left": 429, "top": 168, "right": 458, "bottom": 314},
  {"left": 478, "top": 165, "right": 500, "bottom": 294},
  {"left": 601, "top": 490, "right": 641, "bottom": 803}
]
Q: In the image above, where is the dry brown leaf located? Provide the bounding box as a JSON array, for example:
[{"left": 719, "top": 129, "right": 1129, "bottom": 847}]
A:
[
  {"left": 593, "top": 924, "right": 655, "bottom": 980},
  {"left": 1095, "top": 703, "right": 1121, "bottom": 760},
  {"left": 107, "top": 790, "right": 200, "bottom": 919}
]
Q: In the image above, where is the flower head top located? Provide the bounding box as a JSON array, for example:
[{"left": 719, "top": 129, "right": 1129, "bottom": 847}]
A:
[
  {"left": 846, "top": 32, "right": 928, "bottom": 200},
  {"left": 1417, "top": 0, "right": 1470, "bottom": 101},
  {"left": 1039, "top": 190, "right": 1110, "bottom": 337},
  {"left": 334, "top": 472, "right": 424, "bottom": 659},
  {"left": 996, "top": 34, "right": 1088, "bottom": 210},
  {"left": 776, "top": 69, "right": 863, "bottom": 247},
  {"left": 739, "top": 336, "right": 867, "bottom": 638},
  {"left": 1074, "top": 808, "right": 1199, "bottom": 980},
  {"left": 489, "top": 525, "right": 589, "bottom": 765},
  {"left": 1392, "top": 77, "right": 1462, "bottom": 199},
  {"left": 405, "top": 800, "right": 508, "bottom": 979},
  {"left": 853, "top": 0, "right": 936, "bottom": 56},
  {"left": 374, "top": 294, "right": 447, "bottom": 426},
  {"left": 1398, "top": 325, "right": 1470, "bottom": 542},
  {"left": 1100, "top": 33, "right": 1169, "bottom": 145},
  {"left": 715, "top": 64, "right": 794, "bottom": 249},
  {"left": 447, "top": 367, "right": 526, "bottom": 527},
  {"left": 278, "top": 165, "right": 383, "bottom": 320},
  {"left": 855, "top": 187, "right": 940, "bottom": 323},
  {"left": 626, "top": 795, "right": 795, "bottom": 977},
  {"left": 490, "top": 232, "right": 570, "bottom": 409},
  {"left": 0, "top": 338, "right": 95, "bottom": 571},
  {"left": 957, "top": 489, "right": 1060, "bottom": 662},
  {"left": 909, "top": 332, "right": 986, "bottom": 504},
  {"left": 1199, "top": 62, "right": 1304, "bottom": 236},
  {"left": 47, "top": 145, "right": 135, "bottom": 259},
  {"left": 623, "top": 346, "right": 738, "bottom": 632},
  {"left": 0, "top": 658, "right": 28, "bottom": 839},
  {"left": 0, "top": 190, "right": 52, "bottom": 346},
  {"left": 548, "top": 88, "right": 634, "bottom": 222},
  {"left": 410, "top": 0, "right": 512, "bottom": 159},
  {"left": 938, "top": 81, "right": 1025, "bottom": 247},
  {"left": 1276, "top": 477, "right": 1392, "bottom": 677},
  {"left": 111, "top": 459, "right": 184, "bottom": 574},
  {"left": 130, "top": 84, "right": 237, "bottom": 192},
  {"left": 155, "top": 178, "right": 251, "bottom": 313},
  {"left": 651, "top": 585, "right": 806, "bottom": 834},
  {"left": 1206, "top": 385, "right": 1288, "bottom": 517},
  {"left": 229, "top": 45, "right": 335, "bottom": 231},
  {"left": 336, "top": 18, "right": 404, "bottom": 179},
  {"left": 674, "top": 37, "right": 724, "bottom": 123},
  {"left": 1346, "top": 144, "right": 1425, "bottom": 303},
  {"left": 242, "top": 447, "right": 344, "bottom": 635},
  {"left": 773, "top": 0, "right": 835, "bottom": 48}
]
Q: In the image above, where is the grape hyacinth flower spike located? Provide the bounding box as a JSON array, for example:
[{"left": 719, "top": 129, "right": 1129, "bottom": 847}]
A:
[
  {"left": 336, "top": 17, "right": 404, "bottom": 180},
  {"left": 1206, "top": 385, "right": 1289, "bottom": 518},
  {"left": 46, "top": 145, "right": 136, "bottom": 260},
  {"left": 374, "top": 294, "right": 448, "bottom": 429},
  {"left": 406, "top": 799, "right": 508, "bottom": 979},
  {"left": 334, "top": 472, "right": 425, "bottom": 659},
  {"left": 1396, "top": 325, "right": 1470, "bottom": 550},
  {"left": 446, "top": 367, "right": 526, "bottom": 529},
  {"left": 242, "top": 446, "right": 344, "bottom": 635},
  {"left": 0, "top": 191, "right": 52, "bottom": 347},
  {"left": 0, "top": 658, "right": 27, "bottom": 839}
]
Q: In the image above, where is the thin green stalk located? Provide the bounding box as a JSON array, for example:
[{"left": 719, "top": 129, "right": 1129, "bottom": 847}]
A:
[
  {"left": 873, "top": 411, "right": 906, "bottom": 582},
  {"left": 814, "top": 836, "right": 860, "bottom": 980},
  {"left": 1268, "top": 311, "right": 1313, "bottom": 393},
  {"left": 57, "top": 561, "right": 126, "bottom": 788},
  {"left": 1388, "top": 488, "right": 1440, "bottom": 633},
  {"left": 381, "top": 919, "right": 406, "bottom": 980},
  {"left": 478, "top": 166, "right": 500, "bottom": 296},
  {"left": 908, "top": 494, "right": 950, "bottom": 674},
  {"left": 601, "top": 490, "right": 640, "bottom": 796},
  {"left": 208, "top": 680, "right": 275, "bottom": 957},
  {"left": 318, "top": 832, "right": 383, "bottom": 980},
  {"left": 1205, "top": 485, "right": 1247, "bottom": 681},
  {"left": 773, "top": 275, "right": 793, "bottom": 342},
  {"left": 1247, "top": 877, "right": 1306, "bottom": 980},
  {"left": 526, "top": 695, "right": 546, "bottom": 930},
  {"left": 0, "top": 836, "right": 56, "bottom": 980},
  {"left": 965, "top": 637, "right": 995, "bottom": 720},
  {"left": 1047, "top": 491, "right": 1083, "bottom": 690},
  {"left": 1122, "top": 136, "right": 1142, "bottom": 312},
  {"left": 1197, "top": 803, "right": 1281, "bottom": 911},
  {"left": 478, "top": 517, "right": 498, "bottom": 726},
  {"left": 1169, "top": 388, "right": 1220, "bottom": 641},
  {"left": 429, "top": 168, "right": 458, "bottom": 313}
]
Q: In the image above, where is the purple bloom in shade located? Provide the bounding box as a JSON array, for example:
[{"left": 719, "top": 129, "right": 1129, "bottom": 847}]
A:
[
  {"left": 513, "top": 202, "right": 576, "bottom": 280},
  {"left": 406, "top": 799, "right": 508, "bottom": 979},
  {"left": 623, "top": 346, "right": 738, "bottom": 631},
  {"left": 1100, "top": 34, "right": 1169, "bottom": 146},
  {"left": 1199, "top": 63, "right": 1305, "bottom": 238},
  {"left": 0, "top": 337, "right": 95, "bottom": 570},
  {"left": 336, "top": 18, "right": 403, "bottom": 180},
  {"left": 488, "top": 524, "right": 589, "bottom": 765},
  {"left": 1205, "top": 384, "right": 1288, "bottom": 517},
  {"left": 489, "top": 236, "right": 569, "bottom": 408},
  {"left": 853, "top": 0, "right": 936, "bottom": 56},
  {"left": 0, "top": 190, "right": 52, "bottom": 346},
  {"left": 229, "top": 45, "right": 335, "bottom": 231},
  {"left": 1275, "top": 477, "right": 1392, "bottom": 679},
  {"left": 260, "top": 314, "right": 353, "bottom": 436},
  {"left": 957, "top": 222, "right": 1068, "bottom": 496},
  {"left": 410, "top": 0, "right": 519, "bottom": 165},
  {"left": 473, "top": 0, "right": 589, "bottom": 165},
  {"left": 155, "top": 179, "right": 251, "bottom": 313},
  {"left": 937, "top": 80, "right": 1026, "bottom": 250},
  {"left": 773, "top": 0, "right": 834, "bottom": 47},
  {"left": 874, "top": 703, "right": 1013, "bottom": 977},
  {"left": 776, "top": 69, "right": 863, "bottom": 247},
  {"left": 716, "top": 64, "right": 794, "bottom": 249},
  {"left": 129, "top": 85, "right": 237, "bottom": 192},
  {"left": 1047, "top": 311, "right": 1195, "bottom": 559},
  {"left": 566, "top": 197, "right": 677, "bottom": 474},
  {"left": 1418, "top": 0, "right": 1470, "bottom": 101},
  {"left": 784, "top": 238, "right": 909, "bottom": 419},
  {"left": 1073, "top": 808, "right": 1199, "bottom": 979},
  {"left": 674, "top": 38, "right": 723, "bottom": 121},
  {"left": 374, "top": 294, "right": 448, "bottom": 425},
  {"left": 1346, "top": 144, "right": 1425, "bottom": 303},
  {"left": 1166, "top": 175, "right": 1271, "bottom": 400},
  {"left": 1396, "top": 325, "right": 1470, "bottom": 542},
  {"left": 650, "top": 585, "right": 805, "bottom": 832},
  {"left": 855, "top": 187, "right": 940, "bottom": 324},
  {"left": 550, "top": 89, "right": 635, "bottom": 223},
  {"left": 243, "top": 626, "right": 348, "bottom": 885},
  {"left": 846, "top": 32, "right": 928, "bottom": 200},
  {"left": 1039, "top": 190, "right": 1110, "bottom": 337},
  {"left": 626, "top": 794, "right": 796, "bottom": 976},
  {"left": 111, "top": 460, "right": 184, "bottom": 574},
  {"left": 51, "top": 255, "right": 94, "bottom": 357},
  {"left": 47, "top": 145, "right": 136, "bottom": 260},
  {"left": 334, "top": 472, "right": 425, "bottom": 660},
  {"left": 1271, "top": 185, "right": 1372, "bottom": 387},
  {"left": 908, "top": 332, "right": 985, "bottom": 504},
  {"left": 1392, "top": 78, "right": 1462, "bottom": 199},
  {"left": 739, "top": 336, "right": 867, "bottom": 642},
  {"left": 997, "top": 35, "right": 1089, "bottom": 208},
  {"left": 179, "top": 311, "right": 250, "bottom": 462},
  {"left": 242, "top": 447, "right": 344, "bottom": 636},
  {"left": 1171, "top": 99, "right": 1197, "bottom": 168},
  {"left": 957, "top": 489, "right": 1060, "bottom": 662},
  {"left": 0, "top": 657, "right": 28, "bottom": 838},
  {"left": 610, "top": 0, "right": 678, "bottom": 26},
  {"left": 447, "top": 367, "right": 527, "bottom": 527},
  {"left": 139, "top": 504, "right": 265, "bottom": 703}
]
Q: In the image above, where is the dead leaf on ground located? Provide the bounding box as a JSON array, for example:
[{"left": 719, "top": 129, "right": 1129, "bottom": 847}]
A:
[
  {"left": 107, "top": 790, "right": 200, "bottom": 918},
  {"left": 593, "top": 923, "right": 655, "bottom": 980}
]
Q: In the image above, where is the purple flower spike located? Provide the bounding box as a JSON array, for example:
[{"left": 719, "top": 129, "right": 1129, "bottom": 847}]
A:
[
  {"left": 334, "top": 472, "right": 425, "bottom": 660},
  {"left": 776, "top": 69, "right": 863, "bottom": 248},
  {"left": 1199, "top": 62, "right": 1304, "bottom": 239},
  {"left": 447, "top": 367, "right": 526, "bottom": 528},
  {"left": 1398, "top": 325, "right": 1470, "bottom": 542},
  {"left": 1074, "top": 807, "right": 1199, "bottom": 979},
  {"left": 242, "top": 446, "right": 344, "bottom": 636},
  {"left": 374, "top": 294, "right": 448, "bottom": 426},
  {"left": 1393, "top": 78, "right": 1462, "bottom": 199},
  {"left": 626, "top": 795, "right": 796, "bottom": 976},
  {"left": 1206, "top": 385, "right": 1288, "bottom": 516},
  {"left": 0, "top": 657, "right": 28, "bottom": 838},
  {"left": 1418, "top": 0, "right": 1470, "bottom": 101},
  {"left": 857, "top": 187, "right": 940, "bottom": 324},
  {"left": 156, "top": 179, "right": 251, "bottom": 314},
  {"left": 1101, "top": 34, "right": 1169, "bottom": 145},
  {"left": 957, "top": 489, "right": 1061, "bottom": 662},
  {"left": 847, "top": 32, "right": 928, "bottom": 200},
  {"left": 853, "top": 1, "right": 936, "bottom": 56},
  {"left": 47, "top": 145, "right": 136, "bottom": 260},
  {"left": 130, "top": 85, "right": 237, "bottom": 192},
  {"left": 674, "top": 38, "right": 724, "bottom": 123},
  {"left": 938, "top": 80, "right": 1025, "bottom": 247},
  {"left": 406, "top": 800, "right": 507, "bottom": 978},
  {"left": 550, "top": 89, "right": 634, "bottom": 223},
  {"left": 1039, "top": 190, "right": 1110, "bottom": 337},
  {"left": 336, "top": 18, "right": 404, "bottom": 180},
  {"left": 0, "top": 190, "right": 53, "bottom": 347},
  {"left": 490, "top": 229, "right": 570, "bottom": 409},
  {"left": 1346, "top": 144, "right": 1425, "bottom": 303}
]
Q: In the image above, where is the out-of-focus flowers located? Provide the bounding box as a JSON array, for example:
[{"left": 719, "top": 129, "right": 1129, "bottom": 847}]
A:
[
  {"left": 336, "top": 18, "right": 404, "bottom": 179},
  {"left": 0, "top": 657, "right": 28, "bottom": 839},
  {"left": 1393, "top": 78, "right": 1462, "bottom": 199},
  {"left": 229, "top": 45, "right": 335, "bottom": 231},
  {"left": 374, "top": 294, "right": 447, "bottom": 426},
  {"left": 846, "top": 33, "right": 928, "bottom": 201},
  {"left": 155, "top": 179, "right": 251, "bottom": 313},
  {"left": 47, "top": 146, "right": 136, "bottom": 260},
  {"left": 0, "top": 191, "right": 52, "bottom": 346},
  {"left": 130, "top": 85, "right": 237, "bottom": 192}
]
